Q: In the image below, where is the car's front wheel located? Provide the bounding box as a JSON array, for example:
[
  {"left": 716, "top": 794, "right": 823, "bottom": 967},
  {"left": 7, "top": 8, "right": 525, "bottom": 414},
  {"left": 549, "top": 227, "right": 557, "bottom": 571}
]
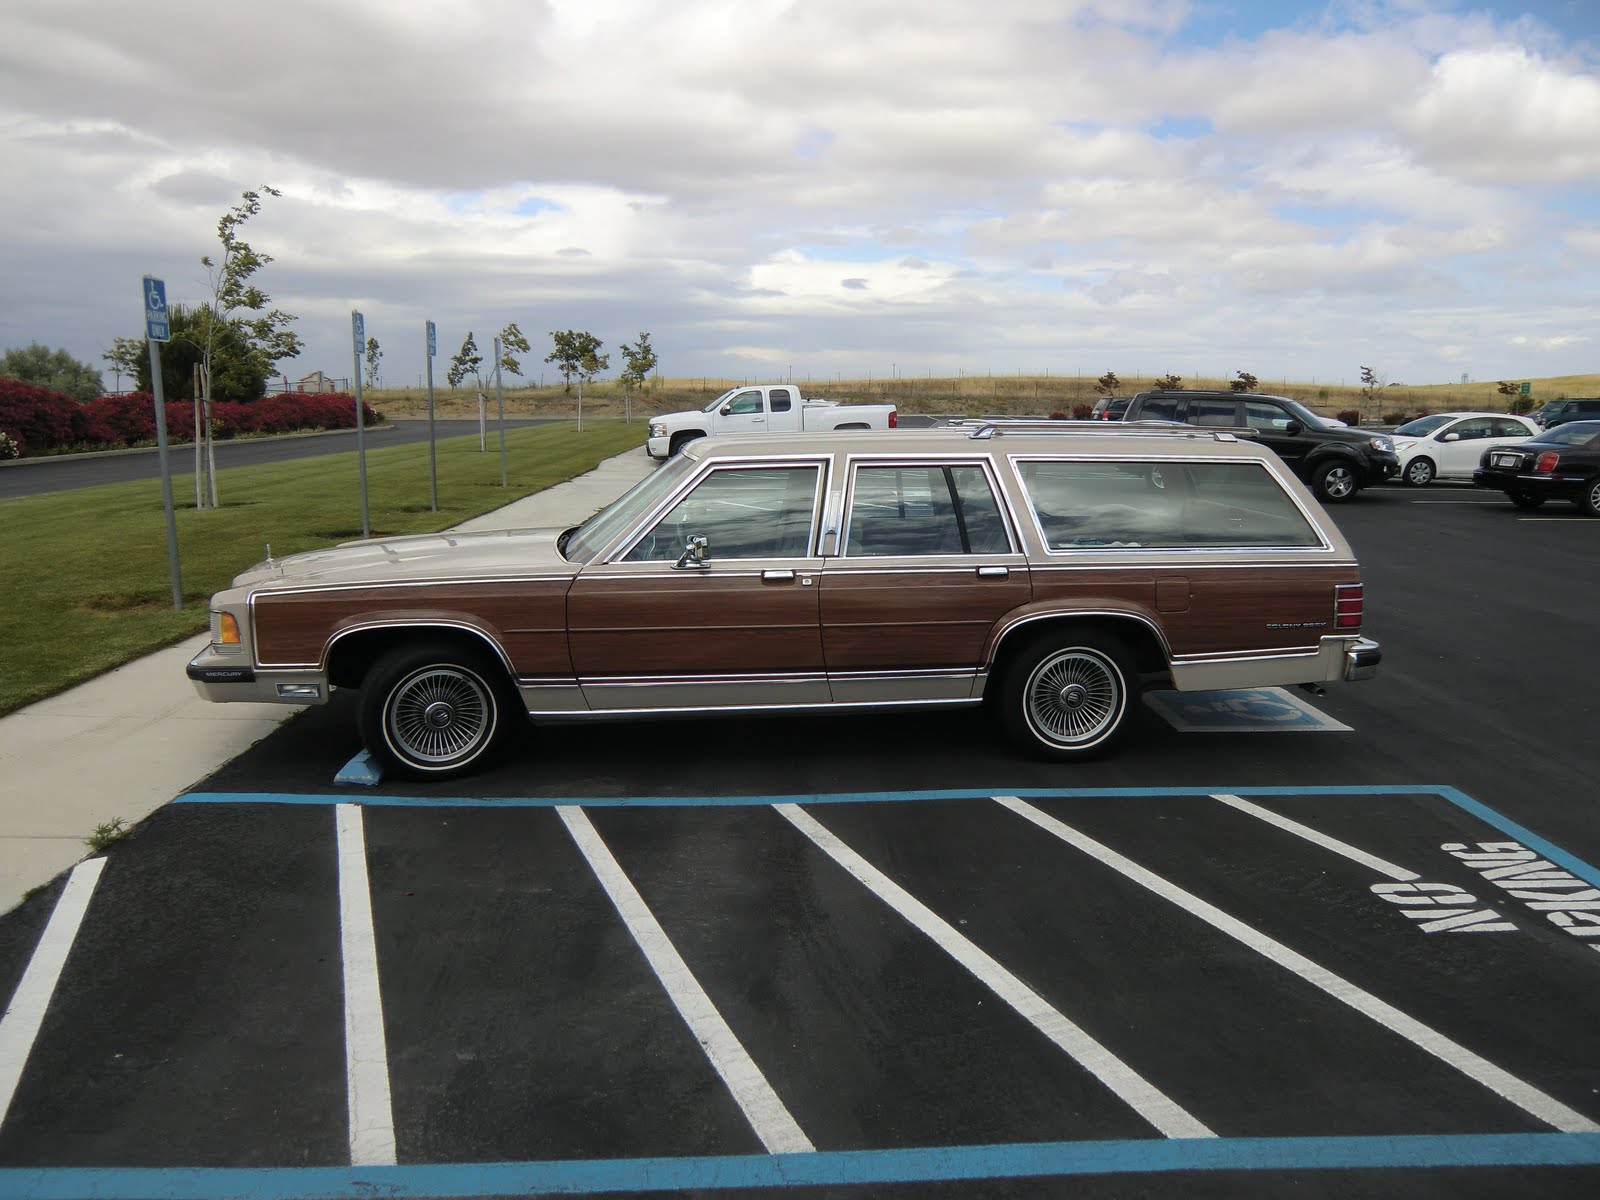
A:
[
  {"left": 359, "top": 641, "right": 515, "bottom": 778},
  {"left": 997, "top": 632, "right": 1133, "bottom": 760},
  {"left": 1402, "top": 457, "right": 1435, "bottom": 487},
  {"left": 1310, "top": 459, "right": 1359, "bottom": 502},
  {"left": 1509, "top": 490, "right": 1546, "bottom": 510}
]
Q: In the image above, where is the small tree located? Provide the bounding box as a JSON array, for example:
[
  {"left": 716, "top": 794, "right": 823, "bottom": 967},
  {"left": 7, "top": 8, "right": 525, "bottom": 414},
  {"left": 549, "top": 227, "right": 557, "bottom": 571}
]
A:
[
  {"left": 545, "top": 330, "right": 609, "bottom": 394},
  {"left": 448, "top": 331, "right": 483, "bottom": 390},
  {"left": 619, "top": 332, "right": 658, "bottom": 421},
  {"left": 363, "top": 337, "right": 383, "bottom": 388},
  {"left": 1359, "top": 365, "right": 1385, "bottom": 417},
  {"left": 1093, "top": 370, "right": 1120, "bottom": 396},
  {"left": 0, "top": 343, "right": 103, "bottom": 402},
  {"left": 497, "top": 322, "right": 531, "bottom": 381},
  {"left": 102, "top": 337, "right": 145, "bottom": 394},
  {"left": 1153, "top": 373, "right": 1184, "bottom": 391},
  {"left": 1495, "top": 380, "right": 1519, "bottom": 397},
  {"left": 1230, "top": 371, "right": 1259, "bottom": 393}
]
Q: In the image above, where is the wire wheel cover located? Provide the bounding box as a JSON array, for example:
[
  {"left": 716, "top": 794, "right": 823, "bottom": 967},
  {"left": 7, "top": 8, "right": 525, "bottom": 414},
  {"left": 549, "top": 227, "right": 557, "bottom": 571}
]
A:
[
  {"left": 1025, "top": 649, "right": 1122, "bottom": 745},
  {"left": 386, "top": 666, "right": 493, "bottom": 764}
]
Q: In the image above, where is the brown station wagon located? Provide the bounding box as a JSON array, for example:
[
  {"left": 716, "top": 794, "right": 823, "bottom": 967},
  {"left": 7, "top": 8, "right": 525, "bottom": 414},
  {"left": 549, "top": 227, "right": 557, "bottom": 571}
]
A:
[{"left": 189, "top": 424, "right": 1381, "bottom": 778}]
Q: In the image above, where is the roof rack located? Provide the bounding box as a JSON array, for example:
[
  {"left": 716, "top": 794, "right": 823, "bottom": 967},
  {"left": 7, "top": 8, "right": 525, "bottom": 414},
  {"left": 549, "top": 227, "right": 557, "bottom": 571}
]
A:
[{"left": 936, "top": 418, "right": 1256, "bottom": 443}]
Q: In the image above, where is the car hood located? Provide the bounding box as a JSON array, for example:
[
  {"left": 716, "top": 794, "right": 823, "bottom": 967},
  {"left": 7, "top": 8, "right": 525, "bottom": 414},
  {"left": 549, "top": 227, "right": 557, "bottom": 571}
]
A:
[{"left": 232, "top": 527, "right": 577, "bottom": 590}]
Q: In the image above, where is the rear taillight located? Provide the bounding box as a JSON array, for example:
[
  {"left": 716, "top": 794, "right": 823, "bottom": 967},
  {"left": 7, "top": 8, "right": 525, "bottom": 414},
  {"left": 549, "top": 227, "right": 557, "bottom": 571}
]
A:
[
  {"left": 1334, "top": 583, "right": 1363, "bottom": 631},
  {"left": 888, "top": 410, "right": 898, "bottom": 428},
  {"left": 1535, "top": 451, "right": 1559, "bottom": 473}
]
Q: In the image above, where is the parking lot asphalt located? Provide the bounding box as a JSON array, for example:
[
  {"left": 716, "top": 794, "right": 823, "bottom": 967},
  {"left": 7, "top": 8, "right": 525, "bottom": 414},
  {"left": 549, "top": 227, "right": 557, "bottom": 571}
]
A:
[{"left": 1, "top": 481, "right": 1597, "bottom": 1198}]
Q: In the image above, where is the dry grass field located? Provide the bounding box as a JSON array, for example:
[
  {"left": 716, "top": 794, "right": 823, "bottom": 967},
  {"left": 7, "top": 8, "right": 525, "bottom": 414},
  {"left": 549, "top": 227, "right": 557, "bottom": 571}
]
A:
[{"left": 370, "top": 371, "right": 1600, "bottom": 425}]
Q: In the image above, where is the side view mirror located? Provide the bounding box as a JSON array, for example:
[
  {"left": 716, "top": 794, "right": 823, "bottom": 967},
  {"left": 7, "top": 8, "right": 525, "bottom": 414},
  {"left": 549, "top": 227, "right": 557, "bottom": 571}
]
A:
[
  {"left": 674, "top": 535, "right": 709, "bottom": 570},
  {"left": 720, "top": 405, "right": 733, "bottom": 415},
  {"left": 1282, "top": 420, "right": 1303, "bottom": 436},
  {"left": 1440, "top": 432, "right": 1460, "bottom": 442}
]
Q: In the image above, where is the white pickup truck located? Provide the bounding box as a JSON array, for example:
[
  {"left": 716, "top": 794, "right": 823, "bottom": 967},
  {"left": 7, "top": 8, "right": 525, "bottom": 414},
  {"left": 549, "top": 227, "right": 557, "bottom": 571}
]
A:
[{"left": 646, "top": 384, "right": 898, "bottom": 459}]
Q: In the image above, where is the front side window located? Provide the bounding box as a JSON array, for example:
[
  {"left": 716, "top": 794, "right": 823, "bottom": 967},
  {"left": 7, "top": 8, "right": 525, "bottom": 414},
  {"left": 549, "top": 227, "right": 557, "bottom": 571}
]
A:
[
  {"left": 1015, "top": 459, "right": 1323, "bottom": 549},
  {"left": 1243, "top": 400, "right": 1294, "bottom": 433},
  {"left": 845, "top": 463, "right": 1010, "bottom": 556},
  {"left": 622, "top": 465, "right": 821, "bottom": 562},
  {"left": 724, "top": 390, "right": 764, "bottom": 415}
]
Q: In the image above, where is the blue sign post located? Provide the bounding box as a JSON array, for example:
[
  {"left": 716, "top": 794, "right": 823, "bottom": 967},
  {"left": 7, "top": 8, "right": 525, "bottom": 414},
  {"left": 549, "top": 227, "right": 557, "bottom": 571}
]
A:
[
  {"left": 425, "top": 320, "right": 438, "bottom": 512},
  {"left": 142, "top": 276, "right": 182, "bottom": 609},
  {"left": 351, "top": 311, "right": 370, "bottom": 538}
]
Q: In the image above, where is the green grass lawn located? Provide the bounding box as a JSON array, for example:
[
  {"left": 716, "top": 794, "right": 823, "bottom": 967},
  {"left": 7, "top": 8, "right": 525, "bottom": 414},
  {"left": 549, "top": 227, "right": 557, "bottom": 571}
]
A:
[{"left": 0, "top": 420, "right": 646, "bottom": 715}]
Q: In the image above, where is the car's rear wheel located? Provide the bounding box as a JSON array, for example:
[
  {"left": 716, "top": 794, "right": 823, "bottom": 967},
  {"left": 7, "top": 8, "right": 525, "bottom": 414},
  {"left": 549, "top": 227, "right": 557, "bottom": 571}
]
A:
[
  {"left": 997, "top": 632, "right": 1133, "bottom": 760},
  {"left": 1580, "top": 476, "right": 1600, "bottom": 517},
  {"left": 1402, "top": 457, "right": 1435, "bottom": 487},
  {"left": 1509, "top": 490, "right": 1546, "bottom": 510},
  {"left": 359, "top": 641, "right": 515, "bottom": 779},
  {"left": 1310, "top": 459, "right": 1358, "bottom": 502}
]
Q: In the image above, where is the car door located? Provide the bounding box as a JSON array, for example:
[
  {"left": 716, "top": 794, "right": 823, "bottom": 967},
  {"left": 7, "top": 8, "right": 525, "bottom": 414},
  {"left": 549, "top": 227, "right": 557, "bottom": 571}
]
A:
[
  {"left": 1242, "top": 398, "right": 1308, "bottom": 472},
  {"left": 566, "top": 459, "right": 828, "bottom": 710},
  {"left": 1432, "top": 417, "right": 1496, "bottom": 477},
  {"left": 820, "top": 457, "right": 1030, "bottom": 704},
  {"left": 712, "top": 388, "right": 772, "bottom": 436}
]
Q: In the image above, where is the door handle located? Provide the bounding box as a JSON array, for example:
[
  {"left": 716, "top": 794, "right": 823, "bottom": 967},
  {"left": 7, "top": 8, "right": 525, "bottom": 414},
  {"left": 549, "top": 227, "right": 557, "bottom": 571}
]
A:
[
  {"left": 977, "top": 566, "right": 1009, "bottom": 579},
  {"left": 762, "top": 569, "right": 796, "bottom": 582}
]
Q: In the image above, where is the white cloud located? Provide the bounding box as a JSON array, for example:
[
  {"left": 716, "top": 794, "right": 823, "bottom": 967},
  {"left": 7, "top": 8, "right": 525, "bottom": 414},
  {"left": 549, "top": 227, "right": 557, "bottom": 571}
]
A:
[{"left": 0, "top": 0, "right": 1597, "bottom": 389}]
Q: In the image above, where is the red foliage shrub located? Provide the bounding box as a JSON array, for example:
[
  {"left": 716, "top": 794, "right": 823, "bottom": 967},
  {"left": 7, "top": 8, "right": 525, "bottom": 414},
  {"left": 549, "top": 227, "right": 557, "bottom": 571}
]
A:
[
  {"left": 1072, "top": 404, "right": 1093, "bottom": 419},
  {"left": 0, "top": 385, "right": 377, "bottom": 456},
  {"left": 1336, "top": 409, "right": 1361, "bottom": 426}
]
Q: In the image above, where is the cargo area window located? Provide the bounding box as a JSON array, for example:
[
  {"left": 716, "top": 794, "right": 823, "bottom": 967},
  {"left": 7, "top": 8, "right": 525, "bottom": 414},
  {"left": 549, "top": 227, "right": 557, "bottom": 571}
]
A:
[{"left": 1015, "top": 459, "right": 1324, "bottom": 549}]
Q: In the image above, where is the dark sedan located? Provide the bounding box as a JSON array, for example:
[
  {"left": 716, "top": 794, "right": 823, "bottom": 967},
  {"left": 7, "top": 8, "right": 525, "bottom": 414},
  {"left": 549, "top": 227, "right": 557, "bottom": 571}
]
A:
[{"left": 1472, "top": 420, "right": 1600, "bottom": 515}]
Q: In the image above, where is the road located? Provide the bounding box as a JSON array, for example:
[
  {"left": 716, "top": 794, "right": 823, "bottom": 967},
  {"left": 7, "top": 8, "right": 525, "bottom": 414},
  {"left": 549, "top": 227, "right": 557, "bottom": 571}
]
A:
[
  {"left": 1, "top": 483, "right": 1597, "bottom": 1197},
  {"left": 0, "top": 419, "right": 557, "bottom": 499}
]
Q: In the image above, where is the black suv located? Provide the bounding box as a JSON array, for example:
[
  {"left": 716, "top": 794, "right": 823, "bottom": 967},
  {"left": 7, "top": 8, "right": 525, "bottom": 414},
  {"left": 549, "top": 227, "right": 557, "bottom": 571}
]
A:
[
  {"left": 1121, "top": 390, "right": 1399, "bottom": 502},
  {"left": 1530, "top": 397, "right": 1600, "bottom": 429}
]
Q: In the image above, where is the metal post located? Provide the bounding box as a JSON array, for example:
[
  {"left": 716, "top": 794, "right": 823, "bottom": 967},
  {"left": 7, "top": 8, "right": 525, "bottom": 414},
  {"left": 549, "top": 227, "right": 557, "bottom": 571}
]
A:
[
  {"left": 425, "top": 320, "right": 438, "bottom": 512},
  {"left": 148, "top": 342, "right": 183, "bottom": 610},
  {"left": 191, "top": 363, "right": 203, "bottom": 509},
  {"left": 494, "top": 336, "right": 507, "bottom": 487},
  {"left": 352, "top": 311, "right": 370, "bottom": 538}
]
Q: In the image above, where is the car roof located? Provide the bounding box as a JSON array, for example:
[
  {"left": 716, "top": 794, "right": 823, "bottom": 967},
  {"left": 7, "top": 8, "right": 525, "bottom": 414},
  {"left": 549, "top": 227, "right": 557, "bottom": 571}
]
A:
[
  {"left": 1414, "top": 411, "right": 1533, "bottom": 420},
  {"left": 681, "top": 424, "right": 1283, "bottom": 462}
]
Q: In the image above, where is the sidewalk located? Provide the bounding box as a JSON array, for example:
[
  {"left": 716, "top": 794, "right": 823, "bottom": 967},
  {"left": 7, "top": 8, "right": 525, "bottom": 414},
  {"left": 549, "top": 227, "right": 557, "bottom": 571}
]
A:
[{"left": 0, "top": 447, "right": 655, "bottom": 913}]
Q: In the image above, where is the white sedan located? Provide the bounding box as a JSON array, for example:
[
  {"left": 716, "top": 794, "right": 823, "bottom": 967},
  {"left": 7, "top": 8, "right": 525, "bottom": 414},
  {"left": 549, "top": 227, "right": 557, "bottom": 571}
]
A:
[{"left": 1391, "top": 412, "right": 1541, "bottom": 486}]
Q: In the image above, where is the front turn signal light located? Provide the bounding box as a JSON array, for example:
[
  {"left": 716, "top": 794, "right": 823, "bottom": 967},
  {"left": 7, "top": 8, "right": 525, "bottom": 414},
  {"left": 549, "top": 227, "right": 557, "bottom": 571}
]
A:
[{"left": 215, "top": 611, "right": 242, "bottom": 647}]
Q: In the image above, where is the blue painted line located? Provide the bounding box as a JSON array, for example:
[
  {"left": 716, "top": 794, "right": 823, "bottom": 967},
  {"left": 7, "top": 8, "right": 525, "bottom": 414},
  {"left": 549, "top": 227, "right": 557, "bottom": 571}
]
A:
[
  {"left": 176, "top": 784, "right": 1464, "bottom": 809},
  {"left": 2, "top": 1133, "right": 1597, "bottom": 1198},
  {"left": 1434, "top": 785, "right": 1600, "bottom": 889},
  {"left": 174, "top": 781, "right": 1600, "bottom": 890}
]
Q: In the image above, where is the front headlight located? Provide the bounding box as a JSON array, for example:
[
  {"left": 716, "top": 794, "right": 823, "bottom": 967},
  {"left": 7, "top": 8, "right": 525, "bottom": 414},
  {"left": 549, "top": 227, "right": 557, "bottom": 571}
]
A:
[
  {"left": 649, "top": 421, "right": 666, "bottom": 438},
  {"left": 1369, "top": 436, "right": 1394, "bottom": 452}
]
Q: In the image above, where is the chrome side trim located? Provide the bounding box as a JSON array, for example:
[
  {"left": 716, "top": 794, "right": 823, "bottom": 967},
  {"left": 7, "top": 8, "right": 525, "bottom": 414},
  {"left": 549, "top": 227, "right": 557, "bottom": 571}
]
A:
[
  {"left": 989, "top": 609, "right": 1175, "bottom": 664},
  {"left": 279, "top": 617, "right": 519, "bottom": 675},
  {"left": 527, "top": 696, "right": 983, "bottom": 721}
]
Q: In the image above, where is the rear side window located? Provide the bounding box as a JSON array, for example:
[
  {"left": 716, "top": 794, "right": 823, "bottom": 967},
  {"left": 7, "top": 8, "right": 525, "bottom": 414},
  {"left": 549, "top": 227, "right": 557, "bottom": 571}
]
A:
[
  {"left": 845, "top": 463, "right": 1012, "bottom": 556},
  {"left": 770, "top": 388, "right": 794, "bottom": 412},
  {"left": 1014, "top": 459, "right": 1324, "bottom": 549},
  {"left": 1134, "top": 394, "right": 1179, "bottom": 421}
]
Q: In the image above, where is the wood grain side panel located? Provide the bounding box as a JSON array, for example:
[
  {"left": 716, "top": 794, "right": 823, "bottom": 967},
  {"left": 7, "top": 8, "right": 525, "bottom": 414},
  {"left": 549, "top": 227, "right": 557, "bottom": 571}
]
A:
[
  {"left": 566, "top": 572, "right": 823, "bottom": 676},
  {"left": 819, "top": 567, "right": 1032, "bottom": 670},
  {"left": 252, "top": 582, "right": 572, "bottom": 674},
  {"left": 1029, "top": 564, "right": 1359, "bottom": 657}
]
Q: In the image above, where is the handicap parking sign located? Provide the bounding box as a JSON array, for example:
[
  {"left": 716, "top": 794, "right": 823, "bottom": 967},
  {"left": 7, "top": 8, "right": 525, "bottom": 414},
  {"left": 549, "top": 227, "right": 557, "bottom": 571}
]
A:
[{"left": 143, "top": 276, "right": 170, "bottom": 342}]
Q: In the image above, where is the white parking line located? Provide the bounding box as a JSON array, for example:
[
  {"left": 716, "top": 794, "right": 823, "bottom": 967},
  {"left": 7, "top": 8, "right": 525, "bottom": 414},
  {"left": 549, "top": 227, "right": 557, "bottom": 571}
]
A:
[
  {"left": 1211, "top": 794, "right": 1419, "bottom": 881},
  {"left": 775, "top": 803, "right": 1214, "bottom": 1140},
  {"left": 558, "top": 806, "right": 813, "bottom": 1154},
  {"left": 336, "top": 804, "right": 397, "bottom": 1166},
  {"left": 0, "top": 857, "right": 105, "bottom": 1131},
  {"left": 996, "top": 796, "right": 1600, "bottom": 1134}
]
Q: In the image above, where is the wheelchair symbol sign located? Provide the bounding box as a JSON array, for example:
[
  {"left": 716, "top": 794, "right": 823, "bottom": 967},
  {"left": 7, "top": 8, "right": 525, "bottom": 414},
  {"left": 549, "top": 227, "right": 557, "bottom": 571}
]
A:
[{"left": 143, "top": 276, "right": 170, "bottom": 342}]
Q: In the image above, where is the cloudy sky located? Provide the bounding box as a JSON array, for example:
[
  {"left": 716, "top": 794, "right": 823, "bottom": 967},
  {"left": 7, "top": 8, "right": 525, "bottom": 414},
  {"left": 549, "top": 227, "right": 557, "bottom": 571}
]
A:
[{"left": 2, "top": 0, "right": 1597, "bottom": 393}]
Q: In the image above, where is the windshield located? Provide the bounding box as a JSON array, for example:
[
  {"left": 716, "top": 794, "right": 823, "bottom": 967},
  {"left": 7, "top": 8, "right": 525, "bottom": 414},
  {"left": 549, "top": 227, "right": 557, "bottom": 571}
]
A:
[
  {"left": 1539, "top": 422, "right": 1600, "bottom": 447},
  {"left": 1396, "top": 415, "right": 1454, "bottom": 436},
  {"left": 1279, "top": 398, "right": 1332, "bottom": 430},
  {"left": 561, "top": 456, "right": 696, "bottom": 563},
  {"left": 702, "top": 388, "right": 737, "bottom": 413}
]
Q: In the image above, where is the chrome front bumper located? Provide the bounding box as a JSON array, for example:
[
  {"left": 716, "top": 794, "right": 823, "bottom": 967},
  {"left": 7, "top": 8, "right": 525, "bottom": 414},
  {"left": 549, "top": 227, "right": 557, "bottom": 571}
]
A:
[{"left": 187, "top": 645, "right": 329, "bottom": 705}]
